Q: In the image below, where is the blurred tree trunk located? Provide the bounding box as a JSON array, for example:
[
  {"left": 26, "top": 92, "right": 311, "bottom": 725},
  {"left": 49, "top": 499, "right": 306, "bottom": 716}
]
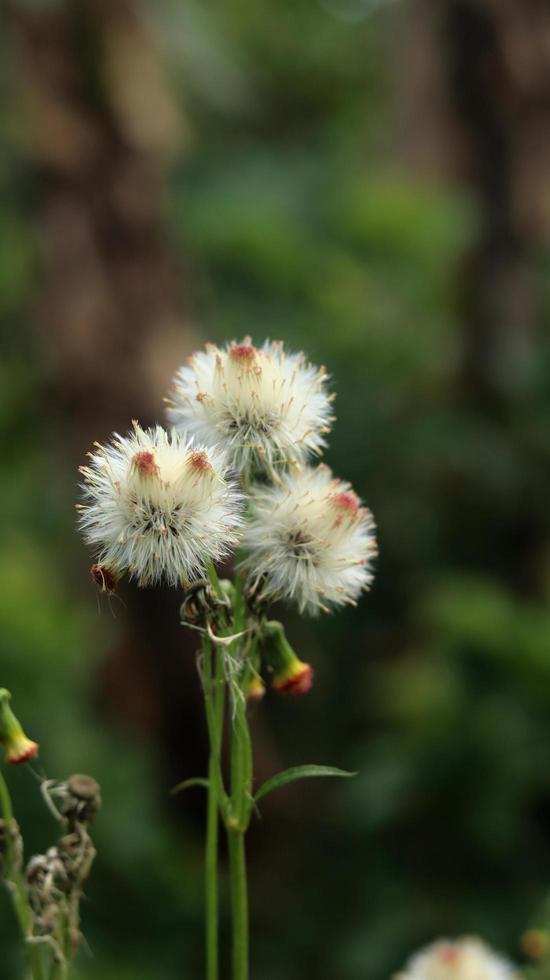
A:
[
  {"left": 7, "top": 0, "right": 187, "bottom": 438},
  {"left": 403, "top": 0, "right": 550, "bottom": 404},
  {"left": 5, "top": 0, "right": 207, "bottom": 816},
  {"left": 399, "top": 0, "right": 550, "bottom": 596}
]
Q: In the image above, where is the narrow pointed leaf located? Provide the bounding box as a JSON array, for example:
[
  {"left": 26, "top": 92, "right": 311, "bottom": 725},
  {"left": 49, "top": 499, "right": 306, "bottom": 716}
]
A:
[
  {"left": 254, "top": 765, "right": 357, "bottom": 804},
  {"left": 170, "top": 777, "right": 210, "bottom": 797}
]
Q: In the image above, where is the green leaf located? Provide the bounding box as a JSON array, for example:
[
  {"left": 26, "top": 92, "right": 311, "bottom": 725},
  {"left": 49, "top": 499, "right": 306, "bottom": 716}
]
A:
[
  {"left": 254, "top": 765, "right": 357, "bottom": 804},
  {"left": 170, "top": 777, "right": 210, "bottom": 797}
]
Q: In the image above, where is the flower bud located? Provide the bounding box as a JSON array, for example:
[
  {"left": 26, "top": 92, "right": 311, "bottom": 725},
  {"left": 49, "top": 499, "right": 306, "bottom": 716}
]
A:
[
  {"left": 522, "top": 930, "right": 550, "bottom": 961},
  {"left": 261, "top": 621, "right": 314, "bottom": 697},
  {"left": 0, "top": 690, "right": 39, "bottom": 765},
  {"left": 246, "top": 674, "right": 266, "bottom": 702}
]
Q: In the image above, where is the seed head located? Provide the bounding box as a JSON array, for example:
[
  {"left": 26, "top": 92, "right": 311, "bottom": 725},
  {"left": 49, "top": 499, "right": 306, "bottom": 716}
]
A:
[
  {"left": 394, "top": 938, "right": 518, "bottom": 980},
  {"left": 166, "top": 339, "right": 333, "bottom": 478},
  {"left": 240, "top": 465, "right": 377, "bottom": 614},
  {"left": 78, "top": 423, "right": 243, "bottom": 586}
]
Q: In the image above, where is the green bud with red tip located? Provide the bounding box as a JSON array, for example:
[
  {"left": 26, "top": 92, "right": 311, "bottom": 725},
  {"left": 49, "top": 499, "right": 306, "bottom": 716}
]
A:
[
  {"left": 261, "top": 621, "right": 314, "bottom": 697},
  {"left": 0, "top": 689, "right": 39, "bottom": 765}
]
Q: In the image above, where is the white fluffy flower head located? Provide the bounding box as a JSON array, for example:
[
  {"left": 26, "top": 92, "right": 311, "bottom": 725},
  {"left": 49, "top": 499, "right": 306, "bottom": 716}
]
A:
[
  {"left": 240, "top": 464, "right": 377, "bottom": 614},
  {"left": 78, "top": 423, "right": 242, "bottom": 586},
  {"left": 394, "top": 938, "right": 518, "bottom": 980},
  {"left": 166, "top": 338, "right": 333, "bottom": 478}
]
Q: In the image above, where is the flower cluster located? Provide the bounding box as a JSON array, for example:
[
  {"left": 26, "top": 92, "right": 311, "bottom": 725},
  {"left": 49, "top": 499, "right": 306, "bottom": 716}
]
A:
[{"left": 79, "top": 338, "right": 377, "bottom": 631}]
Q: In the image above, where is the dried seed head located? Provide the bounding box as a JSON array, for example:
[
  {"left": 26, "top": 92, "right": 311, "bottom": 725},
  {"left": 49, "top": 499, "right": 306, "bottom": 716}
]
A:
[{"left": 63, "top": 774, "right": 101, "bottom": 824}]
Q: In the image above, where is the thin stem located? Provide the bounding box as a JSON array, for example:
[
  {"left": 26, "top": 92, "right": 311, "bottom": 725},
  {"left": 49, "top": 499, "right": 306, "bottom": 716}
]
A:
[
  {"left": 0, "top": 771, "right": 46, "bottom": 980},
  {"left": 0, "top": 770, "right": 29, "bottom": 936},
  {"left": 227, "top": 829, "right": 248, "bottom": 980},
  {"left": 226, "top": 575, "right": 252, "bottom": 980},
  {"left": 205, "top": 561, "right": 225, "bottom": 601},
  {"left": 229, "top": 680, "right": 252, "bottom": 830},
  {"left": 48, "top": 954, "right": 67, "bottom": 980},
  {"left": 202, "top": 636, "right": 227, "bottom": 980},
  {"left": 205, "top": 751, "right": 219, "bottom": 980}
]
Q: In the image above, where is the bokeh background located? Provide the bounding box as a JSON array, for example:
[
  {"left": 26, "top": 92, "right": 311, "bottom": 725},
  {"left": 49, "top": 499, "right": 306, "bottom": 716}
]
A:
[{"left": 3, "top": 1, "right": 550, "bottom": 978}]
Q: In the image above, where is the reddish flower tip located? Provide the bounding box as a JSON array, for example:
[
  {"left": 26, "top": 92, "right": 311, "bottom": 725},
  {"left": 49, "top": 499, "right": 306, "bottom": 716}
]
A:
[
  {"left": 522, "top": 930, "right": 549, "bottom": 961},
  {"left": 7, "top": 738, "right": 39, "bottom": 765},
  {"left": 132, "top": 450, "right": 159, "bottom": 477},
  {"left": 439, "top": 945, "right": 460, "bottom": 965},
  {"left": 273, "top": 663, "right": 314, "bottom": 697},
  {"left": 229, "top": 343, "right": 256, "bottom": 362},
  {"left": 330, "top": 491, "right": 360, "bottom": 517},
  {"left": 189, "top": 450, "right": 212, "bottom": 474}
]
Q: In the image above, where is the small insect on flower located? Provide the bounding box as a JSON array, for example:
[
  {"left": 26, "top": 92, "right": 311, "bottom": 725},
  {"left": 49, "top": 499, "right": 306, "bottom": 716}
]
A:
[
  {"left": 393, "top": 938, "right": 519, "bottom": 980},
  {"left": 78, "top": 423, "right": 243, "bottom": 587},
  {"left": 166, "top": 338, "right": 334, "bottom": 479},
  {"left": 240, "top": 465, "right": 377, "bottom": 614}
]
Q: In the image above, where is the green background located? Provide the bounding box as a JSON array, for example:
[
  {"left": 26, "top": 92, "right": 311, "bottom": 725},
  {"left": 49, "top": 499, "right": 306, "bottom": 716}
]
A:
[{"left": 2, "top": 1, "right": 550, "bottom": 978}]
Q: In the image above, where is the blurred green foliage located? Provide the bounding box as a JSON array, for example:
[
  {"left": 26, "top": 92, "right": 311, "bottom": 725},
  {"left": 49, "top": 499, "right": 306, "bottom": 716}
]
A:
[{"left": 3, "top": 1, "right": 550, "bottom": 979}]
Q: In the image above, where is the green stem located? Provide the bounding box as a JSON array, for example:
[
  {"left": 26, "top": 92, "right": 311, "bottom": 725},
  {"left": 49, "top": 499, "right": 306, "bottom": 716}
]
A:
[
  {"left": 203, "top": 567, "right": 252, "bottom": 980},
  {"left": 205, "top": 561, "right": 225, "bottom": 601},
  {"left": 0, "top": 770, "right": 29, "bottom": 936},
  {"left": 227, "top": 829, "right": 248, "bottom": 980},
  {"left": 202, "top": 637, "right": 226, "bottom": 980},
  {"left": 205, "top": 751, "right": 219, "bottom": 980},
  {"left": 48, "top": 956, "right": 67, "bottom": 980},
  {"left": 0, "top": 771, "right": 46, "bottom": 980},
  {"left": 229, "top": 684, "right": 252, "bottom": 830},
  {"left": 226, "top": 575, "right": 252, "bottom": 980}
]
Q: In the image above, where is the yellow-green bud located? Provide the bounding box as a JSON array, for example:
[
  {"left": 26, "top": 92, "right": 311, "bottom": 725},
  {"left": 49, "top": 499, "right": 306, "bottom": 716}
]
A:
[{"left": 0, "top": 689, "right": 39, "bottom": 765}]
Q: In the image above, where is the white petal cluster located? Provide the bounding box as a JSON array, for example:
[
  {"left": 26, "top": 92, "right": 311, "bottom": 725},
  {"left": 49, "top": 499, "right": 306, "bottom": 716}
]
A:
[
  {"left": 166, "top": 339, "right": 333, "bottom": 478},
  {"left": 78, "top": 423, "right": 242, "bottom": 586},
  {"left": 394, "top": 938, "right": 518, "bottom": 980},
  {"left": 240, "top": 465, "right": 377, "bottom": 614}
]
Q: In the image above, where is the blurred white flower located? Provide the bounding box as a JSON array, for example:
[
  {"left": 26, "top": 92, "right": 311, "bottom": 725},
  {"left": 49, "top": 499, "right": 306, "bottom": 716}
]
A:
[
  {"left": 78, "top": 423, "right": 242, "bottom": 586},
  {"left": 394, "top": 938, "right": 518, "bottom": 980},
  {"left": 240, "top": 464, "right": 376, "bottom": 614},
  {"left": 166, "top": 338, "right": 333, "bottom": 478}
]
